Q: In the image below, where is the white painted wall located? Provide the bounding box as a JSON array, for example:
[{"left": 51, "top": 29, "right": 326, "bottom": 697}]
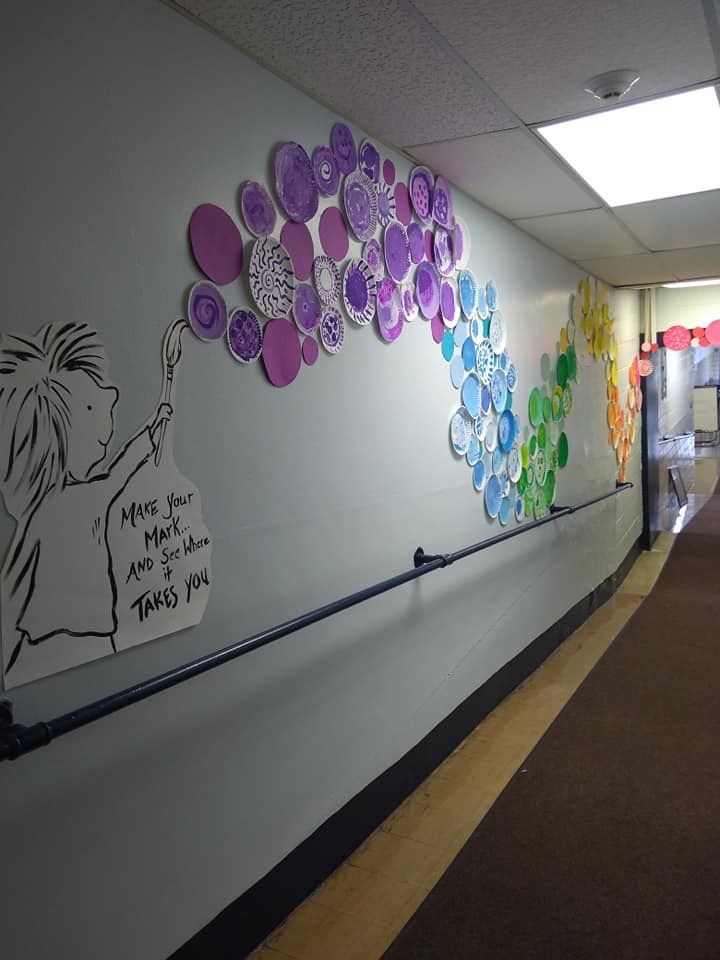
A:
[
  {"left": 656, "top": 285, "right": 720, "bottom": 331},
  {"left": 0, "top": 1, "right": 641, "bottom": 958}
]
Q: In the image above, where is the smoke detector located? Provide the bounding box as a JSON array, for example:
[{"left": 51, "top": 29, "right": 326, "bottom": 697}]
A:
[{"left": 584, "top": 70, "right": 640, "bottom": 101}]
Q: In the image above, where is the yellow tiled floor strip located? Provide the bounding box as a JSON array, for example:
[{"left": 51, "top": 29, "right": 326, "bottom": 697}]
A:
[{"left": 252, "top": 455, "right": 720, "bottom": 960}]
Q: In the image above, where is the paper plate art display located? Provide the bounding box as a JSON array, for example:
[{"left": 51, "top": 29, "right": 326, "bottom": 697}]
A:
[
  {"left": 240, "top": 182, "right": 277, "bottom": 237},
  {"left": 248, "top": 236, "right": 296, "bottom": 318},
  {"left": 274, "top": 141, "right": 319, "bottom": 223},
  {"left": 227, "top": 307, "right": 263, "bottom": 363},
  {"left": 0, "top": 320, "right": 212, "bottom": 687},
  {"left": 343, "top": 258, "right": 377, "bottom": 326},
  {"left": 344, "top": 171, "right": 378, "bottom": 241},
  {"left": 188, "top": 281, "right": 228, "bottom": 341}
]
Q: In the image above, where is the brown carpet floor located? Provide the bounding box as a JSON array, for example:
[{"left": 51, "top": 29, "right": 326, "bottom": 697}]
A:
[{"left": 382, "top": 497, "right": 720, "bottom": 960}]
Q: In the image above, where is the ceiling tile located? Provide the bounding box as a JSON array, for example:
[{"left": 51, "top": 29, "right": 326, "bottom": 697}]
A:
[
  {"left": 514, "top": 209, "right": 646, "bottom": 261},
  {"left": 613, "top": 190, "right": 720, "bottom": 251},
  {"left": 175, "top": 0, "right": 518, "bottom": 146},
  {"left": 577, "top": 253, "right": 675, "bottom": 286},
  {"left": 412, "top": 0, "right": 717, "bottom": 123},
  {"left": 409, "top": 129, "right": 597, "bottom": 219},
  {"left": 656, "top": 245, "right": 720, "bottom": 280}
]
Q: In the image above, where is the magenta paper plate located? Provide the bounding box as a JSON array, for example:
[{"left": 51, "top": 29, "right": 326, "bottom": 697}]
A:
[
  {"left": 415, "top": 261, "right": 441, "bottom": 320},
  {"left": 188, "top": 281, "right": 228, "bottom": 341},
  {"left": 343, "top": 171, "right": 378, "bottom": 242},
  {"left": 274, "top": 141, "right": 319, "bottom": 223},
  {"left": 227, "top": 307, "right": 263, "bottom": 363},
  {"left": 240, "top": 182, "right": 276, "bottom": 237},
  {"left": 292, "top": 283, "right": 322, "bottom": 334},
  {"left": 330, "top": 122, "right": 357, "bottom": 174},
  {"left": 384, "top": 221, "right": 410, "bottom": 283},
  {"left": 343, "top": 258, "right": 377, "bottom": 326},
  {"left": 189, "top": 204, "right": 244, "bottom": 285},
  {"left": 262, "top": 318, "right": 302, "bottom": 388},
  {"left": 311, "top": 145, "right": 340, "bottom": 196},
  {"left": 409, "top": 166, "right": 434, "bottom": 223},
  {"left": 302, "top": 335, "right": 319, "bottom": 366},
  {"left": 359, "top": 139, "right": 381, "bottom": 182},
  {"left": 432, "top": 175, "right": 454, "bottom": 230},
  {"left": 376, "top": 278, "right": 405, "bottom": 343},
  {"left": 319, "top": 307, "right": 345, "bottom": 353}
]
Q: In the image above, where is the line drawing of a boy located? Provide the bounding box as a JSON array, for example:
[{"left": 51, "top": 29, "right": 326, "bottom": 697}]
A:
[{"left": 0, "top": 319, "right": 183, "bottom": 681}]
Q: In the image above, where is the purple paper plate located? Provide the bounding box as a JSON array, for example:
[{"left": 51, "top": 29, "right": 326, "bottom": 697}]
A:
[
  {"left": 363, "top": 238, "right": 384, "bottom": 278},
  {"left": 384, "top": 221, "right": 410, "bottom": 283},
  {"left": 248, "top": 236, "right": 296, "bottom": 318},
  {"left": 240, "top": 182, "right": 276, "bottom": 237},
  {"left": 432, "top": 175, "right": 454, "bottom": 230},
  {"left": 407, "top": 222, "right": 425, "bottom": 264},
  {"left": 343, "top": 171, "right": 378, "bottom": 242},
  {"left": 359, "top": 139, "right": 381, "bottom": 182},
  {"left": 383, "top": 158, "right": 396, "bottom": 186},
  {"left": 312, "top": 145, "right": 340, "bottom": 196},
  {"left": 226, "top": 307, "right": 263, "bottom": 363},
  {"left": 313, "top": 255, "right": 341, "bottom": 306},
  {"left": 394, "top": 182, "right": 412, "bottom": 226},
  {"left": 343, "top": 258, "right": 377, "bottom": 326},
  {"left": 188, "top": 281, "right": 228, "bottom": 341},
  {"left": 274, "top": 141, "right": 319, "bottom": 223},
  {"left": 292, "top": 282, "right": 322, "bottom": 334},
  {"left": 262, "top": 318, "right": 302, "bottom": 388},
  {"left": 330, "top": 122, "right": 357, "bottom": 174},
  {"left": 453, "top": 216, "right": 471, "bottom": 270},
  {"left": 440, "top": 278, "right": 459, "bottom": 328},
  {"left": 319, "top": 307, "right": 345, "bottom": 354},
  {"left": 401, "top": 283, "right": 418, "bottom": 321},
  {"left": 376, "top": 277, "right": 405, "bottom": 343},
  {"left": 409, "top": 166, "right": 434, "bottom": 223},
  {"left": 189, "top": 204, "right": 244, "bottom": 285},
  {"left": 431, "top": 312, "right": 445, "bottom": 342},
  {"left": 416, "top": 261, "right": 441, "bottom": 320},
  {"left": 433, "top": 227, "right": 454, "bottom": 276}
]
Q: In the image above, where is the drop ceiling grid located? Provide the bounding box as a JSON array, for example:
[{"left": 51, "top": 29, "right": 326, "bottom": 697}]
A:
[
  {"left": 173, "top": 0, "right": 518, "bottom": 145},
  {"left": 409, "top": 0, "right": 718, "bottom": 123}
]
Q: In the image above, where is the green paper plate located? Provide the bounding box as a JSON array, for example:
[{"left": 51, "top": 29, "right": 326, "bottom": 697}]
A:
[
  {"left": 538, "top": 422, "right": 547, "bottom": 449},
  {"left": 551, "top": 386, "right": 563, "bottom": 421},
  {"left": 524, "top": 492, "right": 534, "bottom": 517},
  {"left": 541, "top": 352, "right": 551, "bottom": 380},
  {"left": 558, "top": 431, "right": 569, "bottom": 468},
  {"left": 527, "top": 464, "right": 535, "bottom": 486},
  {"left": 529, "top": 434, "right": 537, "bottom": 458},
  {"left": 549, "top": 447, "right": 559, "bottom": 472},
  {"left": 518, "top": 468, "right": 527, "bottom": 495},
  {"left": 542, "top": 394, "right": 552, "bottom": 423},
  {"left": 543, "top": 470, "right": 556, "bottom": 507},
  {"left": 529, "top": 387, "right": 542, "bottom": 427},
  {"left": 563, "top": 384, "right": 573, "bottom": 416},
  {"left": 521, "top": 443, "right": 529, "bottom": 468},
  {"left": 557, "top": 352, "right": 569, "bottom": 389},
  {"left": 567, "top": 344, "right": 577, "bottom": 381}
]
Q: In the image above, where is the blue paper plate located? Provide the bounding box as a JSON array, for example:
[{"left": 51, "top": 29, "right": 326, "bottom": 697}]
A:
[
  {"left": 498, "top": 408, "right": 515, "bottom": 451},
  {"left": 462, "top": 373, "right": 482, "bottom": 418},
  {"left": 485, "top": 473, "right": 502, "bottom": 518},
  {"left": 450, "top": 407, "right": 473, "bottom": 454},
  {"left": 486, "top": 280, "right": 499, "bottom": 312},
  {"left": 480, "top": 384, "right": 492, "bottom": 416},
  {"left": 462, "top": 336, "right": 476, "bottom": 371},
  {"left": 466, "top": 434, "right": 481, "bottom": 466},
  {"left": 499, "top": 497, "right": 511, "bottom": 526},
  {"left": 492, "top": 446, "right": 505, "bottom": 475},
  {"left": 491, "top": 367, "right": 508, "bottom": 412},
  {"left": 458, "top": 269, "right": 478, "bottom": 319},
  {"left": 506, "top": 362, "right": 518, "bottom": 392},
  {"left": 450, "top": 354, "right": 466, "bottom": 389},
  {"left": 473, "top": 459, "right": 486, "bottom": 492}
]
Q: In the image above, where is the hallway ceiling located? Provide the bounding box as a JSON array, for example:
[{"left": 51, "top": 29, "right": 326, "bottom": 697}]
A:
[{"left": 172, "top": 0, "right": 720, "bottom": 287}]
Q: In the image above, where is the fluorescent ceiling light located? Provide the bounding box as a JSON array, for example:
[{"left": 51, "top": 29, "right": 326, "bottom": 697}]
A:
[
  {"left": 662, "top": 277, "right": 720, "bottom": 288},
  {"left": 537, "top": 86, "right": 720, "bottom": 206}
]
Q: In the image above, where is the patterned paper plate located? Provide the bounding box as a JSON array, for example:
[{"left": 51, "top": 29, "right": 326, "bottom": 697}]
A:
[
  {"left": 292, "top": 283, "right": 322, "bottom": 335},
  {"left": 240, "top": 181, "right": 277, "bottom": 237},
  {"left": 311, "top": 145, "right": 340, "bottom": 196},
  {"left": 226, "top": 307, "right": 263, "bottom": 363},
  {"left": 432, "top": 175, "right": 454, "bottom": 229},
  {"left": 343, "top": 258, "right": 377, "bottom": 325},
  {"left": 358, "top": 139, "right": 381, "bottom": 182},
  {"left": 313, "top": 255, "right": 341, "bottom": 306},
  {"left": 450, "top": 406, "right": 474, "bottom": 455},
  {"left": 319, "top": 307, "right": 345, "bottom": 354},
  {"left": 409, "top": 165, "right": 434, "bottom": 223},
  {"left": 188, "top": 281, "right": 227, "bottom": 342},
  {"left": 458, "top": 269, "right": 478, "bottom": 319},
  {"left": 415, "top": 261, "right": 441, "bottom": 320},
  {"left": 363, "top": 238, "right": 384, "bottom": 279},
  {"left": 476, "top": 339, "right": 496, "bottom": 385},
  {"left": 344, "top": 171, "right": 378, "bottom": 241},
  {"left": 489, "top": 311, "right": 507, "bottom": 354},
  {"left": 384, "top": 221, "right": 411, "bottom": 283},
  {"left": 376, "top": 278, "right": 405, "bottom": 342},
  {"left": 248, "top": 236, "right": 296, "bottom": 318},
  {"left": 330, "top": 122, "right": 357, "bottom": 174},
  {"left": 433, "top": 227, "right": 454, "bottom": 276}
]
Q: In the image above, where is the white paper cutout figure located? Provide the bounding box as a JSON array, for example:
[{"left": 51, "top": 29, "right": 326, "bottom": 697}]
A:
[{"left": 0, "top": 320, "right": 212, "bottom": 688}]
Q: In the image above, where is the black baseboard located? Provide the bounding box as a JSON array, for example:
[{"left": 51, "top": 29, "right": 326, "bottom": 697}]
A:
[{"left": 170, "top": 537, "right": 642, "bottom": 960}]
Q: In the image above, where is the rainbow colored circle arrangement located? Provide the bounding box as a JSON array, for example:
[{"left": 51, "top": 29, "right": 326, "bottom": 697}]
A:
[{"left": 182, "top": 119, "right": 641, "bottom": 527}]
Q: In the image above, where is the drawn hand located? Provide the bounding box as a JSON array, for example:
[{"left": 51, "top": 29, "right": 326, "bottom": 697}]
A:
[{"left": 150, "top": 402, "right": 173, "bottom": 448}]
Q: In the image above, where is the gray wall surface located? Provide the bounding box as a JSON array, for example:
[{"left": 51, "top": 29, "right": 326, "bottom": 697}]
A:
[{"left": 0, "top": 1, "right": 641, "bottom": 957}]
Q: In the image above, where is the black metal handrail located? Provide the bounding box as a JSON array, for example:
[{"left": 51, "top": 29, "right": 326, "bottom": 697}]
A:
[{"left": 0, "top": 482, "right": 632, "bottom": 763}]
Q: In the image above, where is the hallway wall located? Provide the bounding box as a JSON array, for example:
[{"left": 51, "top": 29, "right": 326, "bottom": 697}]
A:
[{"left": 0, "top": 1, "right": 641, "bottom": 958}]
